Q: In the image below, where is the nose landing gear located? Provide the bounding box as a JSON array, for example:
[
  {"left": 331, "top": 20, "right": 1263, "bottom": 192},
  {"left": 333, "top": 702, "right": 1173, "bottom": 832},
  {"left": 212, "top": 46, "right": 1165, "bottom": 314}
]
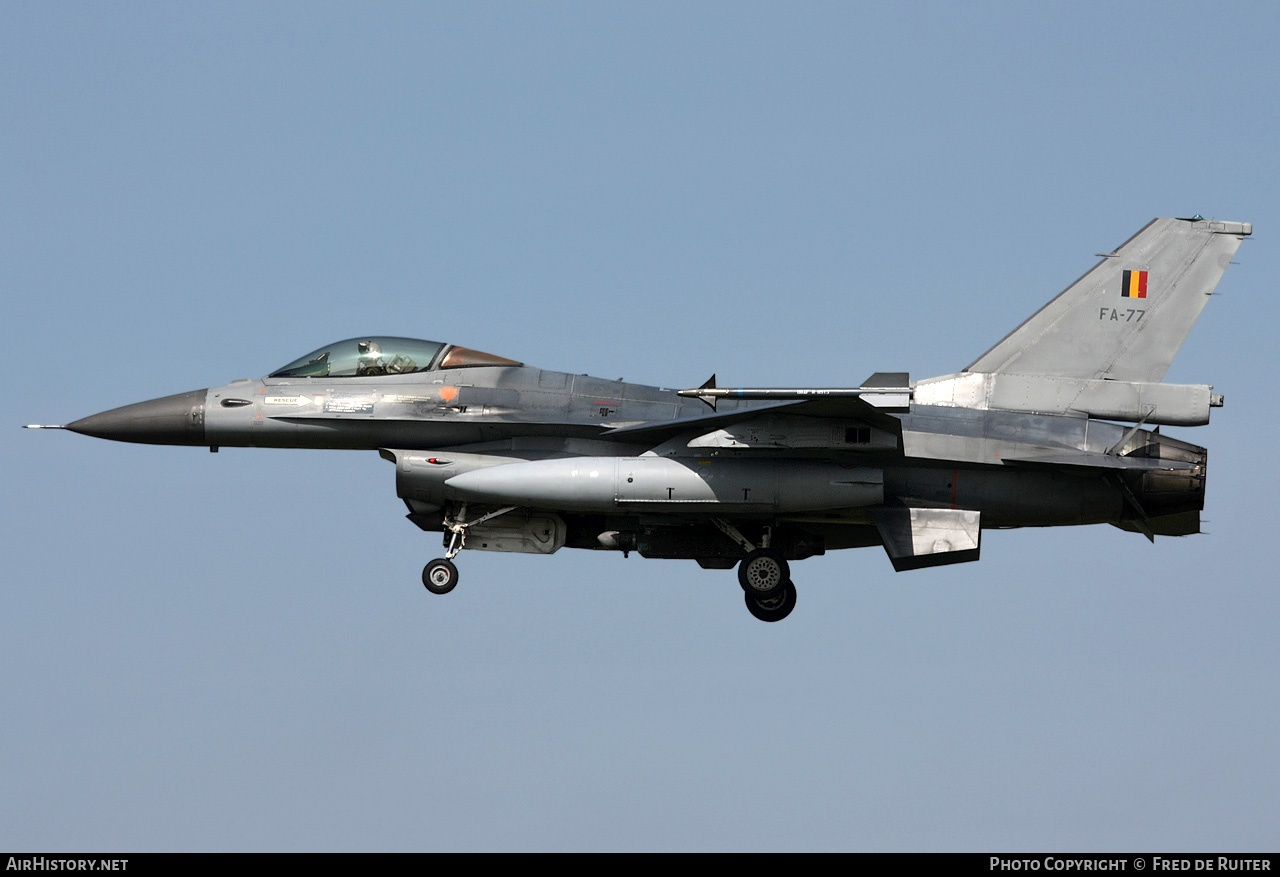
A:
[
  {"left": 420, "top": 504, "right": 516, "bottom": 596},
  {"left": 422, "top": 558, "right": 459, "bottom": 594}
]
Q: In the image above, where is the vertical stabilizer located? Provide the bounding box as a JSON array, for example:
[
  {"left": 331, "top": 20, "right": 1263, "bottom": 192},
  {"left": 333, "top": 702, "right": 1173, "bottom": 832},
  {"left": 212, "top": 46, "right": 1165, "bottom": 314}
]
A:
[{"left": 966, "top": 218, "right": 1250, "bottom": 382}]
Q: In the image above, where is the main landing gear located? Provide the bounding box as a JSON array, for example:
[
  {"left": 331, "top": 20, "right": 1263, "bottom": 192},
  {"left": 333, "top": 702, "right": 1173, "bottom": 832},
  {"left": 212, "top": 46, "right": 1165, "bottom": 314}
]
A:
[
  {"left": 421, "top": 504, "right": 515, "bottom": 597},
  {"left": 737, "top": 547, "right": 788, "bottom": 599},
  {"left": 744, "top": 581, "right": 797, "bottom": 623},
  {"left": 420, "top": 507, "right": 800, "bottom": 623},
  {"left": 714, "top": 519, "right": 798, "bottom": 623}
]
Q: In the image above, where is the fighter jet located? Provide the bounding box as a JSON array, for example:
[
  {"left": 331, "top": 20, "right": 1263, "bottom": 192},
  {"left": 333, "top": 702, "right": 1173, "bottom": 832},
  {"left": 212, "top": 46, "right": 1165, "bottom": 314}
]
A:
[{"left": 28, "top": 217, "right": 1250, "bottom": 621}]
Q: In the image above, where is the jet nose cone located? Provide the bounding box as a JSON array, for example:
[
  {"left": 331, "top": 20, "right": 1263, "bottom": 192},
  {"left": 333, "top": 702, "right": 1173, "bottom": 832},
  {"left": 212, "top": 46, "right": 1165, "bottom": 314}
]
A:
[{"left": 67, "top": 389, "right": 208, "bottom": 445}]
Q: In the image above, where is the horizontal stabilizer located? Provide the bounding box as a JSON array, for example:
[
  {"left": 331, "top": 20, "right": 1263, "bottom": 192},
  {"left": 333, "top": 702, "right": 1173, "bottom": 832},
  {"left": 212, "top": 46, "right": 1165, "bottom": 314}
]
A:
[
  {"left": 1001, "top": 452, "right": 1200, "bottom": 472},
  {"left": 1112, "top": 510, "right": 1201, "bottom": 537},
  {"left": 872, "top": 506, "right": 981, "bottom": 572},
  {"left": 912, "top": 372, "right": 1217, "bottom": 425}
]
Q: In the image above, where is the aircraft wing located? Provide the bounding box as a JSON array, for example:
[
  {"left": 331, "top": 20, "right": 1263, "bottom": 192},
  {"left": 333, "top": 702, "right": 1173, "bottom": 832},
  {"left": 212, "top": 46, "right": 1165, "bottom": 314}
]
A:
[
  {"left": 600, "top": 395, "right": 903, "bottom": 447},
  {"left": 782, "top": 396, "right": 906, "bottom": 433}
]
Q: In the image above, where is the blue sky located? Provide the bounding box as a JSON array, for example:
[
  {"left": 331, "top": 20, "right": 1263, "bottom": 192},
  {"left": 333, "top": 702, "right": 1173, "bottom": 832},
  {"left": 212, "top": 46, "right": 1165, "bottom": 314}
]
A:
[{"left": 3, "top": 1, "right": 1277, "bottom": 851}]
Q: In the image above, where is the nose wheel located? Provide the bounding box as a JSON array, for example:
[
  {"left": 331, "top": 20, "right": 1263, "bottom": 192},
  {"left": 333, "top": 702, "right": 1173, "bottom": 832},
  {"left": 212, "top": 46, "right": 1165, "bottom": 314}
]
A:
[
  {"left": 419, "top": 504, "right": 519, "bottom": 596},
  {"left": 422, "top": 558, "right": 459, "bottom": 594}
]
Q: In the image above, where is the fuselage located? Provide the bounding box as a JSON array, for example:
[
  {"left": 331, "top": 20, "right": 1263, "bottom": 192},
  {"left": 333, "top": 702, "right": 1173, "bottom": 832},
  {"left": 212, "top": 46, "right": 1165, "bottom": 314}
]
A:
[{"left": 64, "top": 360, "right": 1206, "bottom": 542}]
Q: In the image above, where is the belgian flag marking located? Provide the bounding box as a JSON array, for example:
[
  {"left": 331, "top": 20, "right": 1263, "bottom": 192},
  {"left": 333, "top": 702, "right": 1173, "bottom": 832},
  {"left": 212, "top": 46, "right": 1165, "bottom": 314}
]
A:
[{"left": 1122, "top": 269, "right": 1148, "bottom": 298}]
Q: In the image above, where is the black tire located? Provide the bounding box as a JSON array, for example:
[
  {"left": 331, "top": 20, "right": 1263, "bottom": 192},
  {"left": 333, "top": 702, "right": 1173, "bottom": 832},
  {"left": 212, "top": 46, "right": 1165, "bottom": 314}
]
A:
[
  {"left": 745, "top": 581, "right": 797, "bottom": 623},
  {"left": 422, "top": 558, "right": 459, "bottom": 595},
  {"left": 737, "top": 548, "right": 789, "bottom": 599}
]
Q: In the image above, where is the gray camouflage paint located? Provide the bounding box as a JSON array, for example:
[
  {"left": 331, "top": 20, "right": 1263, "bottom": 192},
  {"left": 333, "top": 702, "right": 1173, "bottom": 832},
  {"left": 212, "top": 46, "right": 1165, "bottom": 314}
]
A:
[{"left": 44, "top": 217, "right": 1247, "bottom": 619}]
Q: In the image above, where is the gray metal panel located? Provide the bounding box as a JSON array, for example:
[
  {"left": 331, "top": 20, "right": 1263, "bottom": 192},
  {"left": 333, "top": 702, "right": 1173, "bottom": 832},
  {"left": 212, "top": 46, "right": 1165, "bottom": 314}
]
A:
[
  {"left": 465, "top": 512, "right": 567, "bottom": 554},
  {"left": 966, "top": 217, "right": 1249, "bottom": 382}
]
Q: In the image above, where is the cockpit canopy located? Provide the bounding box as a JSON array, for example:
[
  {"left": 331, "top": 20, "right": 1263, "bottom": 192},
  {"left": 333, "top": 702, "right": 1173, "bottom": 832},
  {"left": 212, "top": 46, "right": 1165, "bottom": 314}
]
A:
[{"left": 270, "top": 337, "right": 522, "bottom": 378}]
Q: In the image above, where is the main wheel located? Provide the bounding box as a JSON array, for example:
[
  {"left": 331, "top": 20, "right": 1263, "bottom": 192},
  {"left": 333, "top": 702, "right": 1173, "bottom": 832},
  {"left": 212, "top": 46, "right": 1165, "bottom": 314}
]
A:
[
  {"left": 422, "top": 558, "right": 459, "bottom": 594},
  {"left": 745, "top": 581, "right": 797, "bottom": 623},
  {"left": 737, "top": 548, "right": 789, "bottom": 599}
]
